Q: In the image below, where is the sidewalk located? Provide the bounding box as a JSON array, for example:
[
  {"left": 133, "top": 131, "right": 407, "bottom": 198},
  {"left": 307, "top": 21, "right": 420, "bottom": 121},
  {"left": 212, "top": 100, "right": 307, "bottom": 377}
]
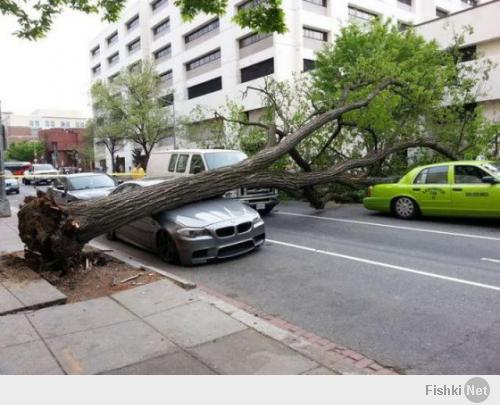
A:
[
  {"left": 0, "top": 214, "right": 394, "bottom": 375},
  {"left": 0, "top": 212, "right": 23, "bottom": 255}
]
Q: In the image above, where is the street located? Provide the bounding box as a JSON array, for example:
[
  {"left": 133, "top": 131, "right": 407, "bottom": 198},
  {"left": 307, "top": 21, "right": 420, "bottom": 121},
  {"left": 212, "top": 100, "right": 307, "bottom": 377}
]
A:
[{"left": 8, "top": 184, "right": 500, "bottom": 374}]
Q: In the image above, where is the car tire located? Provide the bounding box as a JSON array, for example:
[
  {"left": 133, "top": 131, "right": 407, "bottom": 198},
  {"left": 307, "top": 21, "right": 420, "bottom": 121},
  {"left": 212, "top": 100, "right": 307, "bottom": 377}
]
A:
[
  {"left": 15, "top": 189, "right": 20, "bottom": 194},
  {"left": 157, "top": 231, "right": 179, "bottom": 265},
  {"left": 392, "top": 197, "right": 418, "bottom": 220}
]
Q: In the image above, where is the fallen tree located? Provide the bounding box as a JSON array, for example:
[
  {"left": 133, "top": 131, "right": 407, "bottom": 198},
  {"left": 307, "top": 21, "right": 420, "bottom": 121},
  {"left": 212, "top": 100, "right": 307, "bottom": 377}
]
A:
[{"left": 18, "top": 78, "right": 454, "bottom": 270}]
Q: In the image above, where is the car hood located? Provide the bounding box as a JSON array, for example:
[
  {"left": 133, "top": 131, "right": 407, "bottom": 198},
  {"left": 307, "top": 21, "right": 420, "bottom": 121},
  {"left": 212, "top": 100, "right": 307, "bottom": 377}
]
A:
[
  {"left": 157, "top": 198, "right": 258, "bottom": 227},
  {"left": 33, "top": 170, "right": 58, "bottom": 175},
  {"left": 5, "top": 178, "right": 18, "bottom": 186},
  {"left": 69, "top": 187, "right": 114, "bottom": 200}
]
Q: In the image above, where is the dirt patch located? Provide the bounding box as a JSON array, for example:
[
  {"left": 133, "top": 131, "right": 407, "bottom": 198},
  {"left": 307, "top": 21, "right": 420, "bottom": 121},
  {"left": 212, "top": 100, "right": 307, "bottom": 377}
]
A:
[{"left": 0, "top": 251, "right": 164, "bottom": 303}]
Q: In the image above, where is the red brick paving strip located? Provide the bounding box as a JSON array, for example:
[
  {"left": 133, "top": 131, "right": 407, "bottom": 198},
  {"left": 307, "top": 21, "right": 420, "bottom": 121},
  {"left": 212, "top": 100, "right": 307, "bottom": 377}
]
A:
[{"left": 199, "top": 285, "right": 397, "bottom": 375}]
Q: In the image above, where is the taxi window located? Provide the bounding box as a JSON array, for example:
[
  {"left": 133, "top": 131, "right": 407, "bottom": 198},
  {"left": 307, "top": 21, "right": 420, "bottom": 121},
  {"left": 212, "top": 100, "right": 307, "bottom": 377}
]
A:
[
  {"left": 176, "top": 154, "right": 189, "bottom": 173},
  {"left": 168, "top": 154, "right": 178, "bottom": 172},
  {"left": 454, "top": 165, "right": 488, "bottom": 184},
  {"left": 414, "top": 166, "right": 448, "bottom": 184}
]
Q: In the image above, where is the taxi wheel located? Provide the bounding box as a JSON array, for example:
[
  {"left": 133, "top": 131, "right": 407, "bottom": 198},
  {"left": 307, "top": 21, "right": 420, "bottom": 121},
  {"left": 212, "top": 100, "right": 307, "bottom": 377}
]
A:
[
  {"left": 393, "top": 197, "right": 418, "bottom": 219},
  {"left": 157, "top": 231, "right": 179, "bottom": 264}
]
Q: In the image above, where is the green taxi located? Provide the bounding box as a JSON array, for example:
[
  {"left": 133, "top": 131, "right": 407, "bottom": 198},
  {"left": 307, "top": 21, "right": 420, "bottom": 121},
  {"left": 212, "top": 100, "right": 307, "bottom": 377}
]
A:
[{"left": 363, "top": 161, "right": 500, "bottom": 219}]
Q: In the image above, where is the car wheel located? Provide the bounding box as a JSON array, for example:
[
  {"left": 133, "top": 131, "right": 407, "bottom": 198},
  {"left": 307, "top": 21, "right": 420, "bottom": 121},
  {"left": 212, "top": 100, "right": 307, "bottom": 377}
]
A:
[
  {"left": 15, "top": 189, "right": 20, "bottom": 194},
  {"left": 157, "top": 231, "right": 179, "bottom": 264},
  {"left": 393, "top": 197, "right": 418, "bottom": 219}
]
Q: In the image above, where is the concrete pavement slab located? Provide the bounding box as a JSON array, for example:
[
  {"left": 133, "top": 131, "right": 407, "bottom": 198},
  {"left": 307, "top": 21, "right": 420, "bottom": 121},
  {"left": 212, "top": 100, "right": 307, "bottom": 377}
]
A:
[
  {"left": 302, "top": 367, "right": 335, "bottom": 375},
  {"left": 190, "top": 329, "right": 318, "bottom": 375},
  {"left": 0, "top": 283, "right": 23, "bottom": 315},
  {"left": 145, "top": 300, "right": 247, "bottom": 348},
  {"left": 0, "top": 313, "right": 39, "bottom": 348},
  {"left": 102, "top": 351, "right": 216, "bottom": 375},
  {"left": 28, "top": 296, "right": 136, "bottom": 339},
  {"left": 0, "top": 340, "right": 63, "bottom": 374},
  {"left": 112, "top": 279, "right": 197, "bottom": 318},
  {"left": 2, "top": 278, "right": 66, "bottom": 309},
  {"left": 46, "top": 320, "right": 178, "bottom": 374}
]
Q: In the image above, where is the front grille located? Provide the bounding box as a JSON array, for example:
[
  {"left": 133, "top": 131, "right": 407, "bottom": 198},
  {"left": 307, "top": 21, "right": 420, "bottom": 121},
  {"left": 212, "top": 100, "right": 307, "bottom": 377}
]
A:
[
  {"left": 216, "top": 226, "right": 235, "bottom": 238},
  {"left": 218, "top": 240, "right": 255, "bottom": 257},
  {"left": 237, "top": 222, "right": 252, "bottom": 234}
]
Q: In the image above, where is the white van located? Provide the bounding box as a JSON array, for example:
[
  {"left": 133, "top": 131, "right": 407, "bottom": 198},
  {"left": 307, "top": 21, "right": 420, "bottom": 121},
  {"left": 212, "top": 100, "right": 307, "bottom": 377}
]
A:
[{"left": 147, "top": 149, "right": 279, "bottom": 214}]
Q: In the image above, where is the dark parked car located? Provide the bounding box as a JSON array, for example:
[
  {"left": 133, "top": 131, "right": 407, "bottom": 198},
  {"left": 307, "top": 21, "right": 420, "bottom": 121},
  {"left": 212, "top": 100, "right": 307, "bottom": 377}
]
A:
[
  {"left": 49, "top": 173, "right": 116, "bottom": 203},
  {"left": 107, "top": 179, "right": 266, "bottom": 265}
]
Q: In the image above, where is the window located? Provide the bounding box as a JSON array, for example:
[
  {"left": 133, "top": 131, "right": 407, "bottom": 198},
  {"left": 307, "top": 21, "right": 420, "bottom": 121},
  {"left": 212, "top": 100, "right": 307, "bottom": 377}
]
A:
[
  {"left": 109, "top": 73, "right": 120, "bottom": 83},
  {"left": 239, "top": 32, "right": 271, "bottom": 48},
  {"left": 152, "top": 18, "right": 170, "bottom": 37},
  {"left": 107, "top": 52, "right": 119, "bottom": 65},
  {"left": 348, "top": 6, "right": 377, "bottom": 23},
  {"left": 304, "top": 0, "right": 327, "bottom": 6},
  {"left": 303, "top": 59, "right": 315, "bottom": 71},
  {"left": 398, "top": 0, "right": 411, "bottom": 6},
  {"left": 92, "top": 64, "right": 101, "bottom": 75},
  {"left": 159, "top": 93, "right": 174, "bottom": 107},
  {"left": 106, "top": 31, "right": 118, "bottom": 46},
  {"left": 127, "top": 38, "right": 141, "bottom": 53},
  {"left": 126, "top": 14, "right": 139, "bottom": 31},
  {"left": 60, "top": 121, "right": 65, "bottom": 128},
  {"left": 90, "top": 45, "right": 100, "bottom": 57},
  {"left": 414, "top": 166, "right": 449, "bottom": 184},
  {"left": 303, "top": 27, "right": 328, "bottom": 41},
  {"left": 241, "top": 58, "right": 274, "bottom": 83},
  {"left": 187, "top": 77, "right": 222, "bottom": 99},
  {"left": 454, "top": 166, "right": 488, "bottom": 184},
  {"left": 184, "top": 19, "right": 219, "bottom": 44},
  {"left": 459, "top": 45, "right": 476, "bottom": 62},
  {"left": 153, "top": 44, "right": 171, "bottom": 60},
  {"left": 176, "top": 154, "right": 189, "bottom": 173},
  {"left": 159, "top": 70, "right": 173, "bottom": 82},
  {"left": 151, "top": 0, "right": 168, "bottom": 12},
  {"left": 129, "top": 61, "right": 141, "bottom": 72},
  {"left": 398, "top": 21, "right": 411, "bottom": 32},
  {"left": 436, "top": 8, "right": 449, "bottom": 17},
  {"left": 186, "top": 49, "right": 221, "bottom": 71},
  {"left": 190, "top": 155, "right": 206, "bottom": 174},
  {"left": 238, "top": 0, "right": 265, "bottom": 10},
  {"left": 50, "top": 121, "right": 55, "bottom": 128},
  {"left": 29, "top": 120, "right": 34, "bottom": 127},
  {"left": 168, "top": 154, "right": 178, "bottom": 172},
  {"left": 45, "top": 120, "right": 50, "bottom": 127}
]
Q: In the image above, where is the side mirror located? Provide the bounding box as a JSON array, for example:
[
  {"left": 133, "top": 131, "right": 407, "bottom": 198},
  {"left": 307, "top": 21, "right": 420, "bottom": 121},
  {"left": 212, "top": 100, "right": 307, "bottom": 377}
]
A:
[
  {"left": 116, "top": 179, "right": 124, "bottom": 185},
  {"left": 481, "top": 176, "right": 498, "bottom": 184}
]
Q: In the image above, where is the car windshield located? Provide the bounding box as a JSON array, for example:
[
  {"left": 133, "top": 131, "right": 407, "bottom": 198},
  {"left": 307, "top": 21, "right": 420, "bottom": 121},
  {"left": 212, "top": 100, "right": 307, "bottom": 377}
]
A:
[
  {"left": 481, "top": 163, "right": 500, "bottom": 178},
  {"left": 34, "top": 164, "right": 55, "bottom": 171},
  {"left": 204, "top": 151, "right": 247, "bottom": 170},
  {"left": 68, "top": 175, "right": 115, "bottom": 190}
]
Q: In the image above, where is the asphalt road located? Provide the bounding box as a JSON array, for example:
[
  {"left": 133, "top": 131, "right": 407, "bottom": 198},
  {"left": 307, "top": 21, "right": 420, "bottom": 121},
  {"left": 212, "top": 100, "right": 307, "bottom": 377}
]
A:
[{"left": 9, "top": 185, "right": 500, "bottom": 374}]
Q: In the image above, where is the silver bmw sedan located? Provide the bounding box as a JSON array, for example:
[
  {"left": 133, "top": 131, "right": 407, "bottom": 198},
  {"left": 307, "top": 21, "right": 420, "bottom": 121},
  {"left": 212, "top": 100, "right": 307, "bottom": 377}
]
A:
[{"left": 107, "top": 179, "right": 266, "bottom": 265}]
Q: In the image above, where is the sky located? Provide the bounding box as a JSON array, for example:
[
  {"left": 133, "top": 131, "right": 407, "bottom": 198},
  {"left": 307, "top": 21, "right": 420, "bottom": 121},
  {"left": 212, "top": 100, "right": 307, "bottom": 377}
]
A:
[{"left": 0, "top": 7, "right": 129, "bottom": 117}]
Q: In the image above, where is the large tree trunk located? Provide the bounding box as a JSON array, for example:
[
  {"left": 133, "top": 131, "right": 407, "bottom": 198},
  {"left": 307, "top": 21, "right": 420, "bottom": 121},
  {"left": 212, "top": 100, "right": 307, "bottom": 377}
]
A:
[{"left": 17, "top": 80, "right": 457, "bottom": 269}]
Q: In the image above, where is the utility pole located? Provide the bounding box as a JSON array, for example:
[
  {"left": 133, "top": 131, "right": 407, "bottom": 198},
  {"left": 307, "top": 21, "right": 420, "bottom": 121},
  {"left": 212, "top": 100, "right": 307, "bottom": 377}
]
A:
[{"left": 0, "top": 100, "right": 12, "bottom": 217}]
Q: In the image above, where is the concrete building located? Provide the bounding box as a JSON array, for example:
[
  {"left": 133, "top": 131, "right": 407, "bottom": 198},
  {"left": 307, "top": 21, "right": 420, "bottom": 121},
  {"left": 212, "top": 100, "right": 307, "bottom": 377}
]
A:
[
  {"left": 89, "top": 0, "right": 477, "bottom": 170},
  {"left": 416, "top": 0, "right": 500, "bottom": 125},
  {"left": 2, "top": 109, "right": 88, "bottom": 146}
]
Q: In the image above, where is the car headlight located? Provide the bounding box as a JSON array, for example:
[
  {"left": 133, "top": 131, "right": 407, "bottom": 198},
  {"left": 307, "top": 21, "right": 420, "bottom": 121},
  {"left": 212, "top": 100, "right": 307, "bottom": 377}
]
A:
[
  {"left": 223, "top": 190, "right": 239, "bottom": 199},
  {"left": 177, "top": 228, "right": 210, "bottom": 238},
  {"left": 253, "top": 216, "right": 264, "bottom": 227}
]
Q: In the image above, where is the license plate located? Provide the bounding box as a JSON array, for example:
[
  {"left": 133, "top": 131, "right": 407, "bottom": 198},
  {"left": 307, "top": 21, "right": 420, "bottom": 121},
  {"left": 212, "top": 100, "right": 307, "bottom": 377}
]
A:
[{"left": 256, "top": 202, "right": 266, "bottom": 210}]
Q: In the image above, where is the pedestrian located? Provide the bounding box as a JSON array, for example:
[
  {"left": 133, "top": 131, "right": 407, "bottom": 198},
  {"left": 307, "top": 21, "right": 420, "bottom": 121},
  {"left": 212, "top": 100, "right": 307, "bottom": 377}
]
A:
[{"left": 131, "top": 163, "right": 145, "bottom": 180}]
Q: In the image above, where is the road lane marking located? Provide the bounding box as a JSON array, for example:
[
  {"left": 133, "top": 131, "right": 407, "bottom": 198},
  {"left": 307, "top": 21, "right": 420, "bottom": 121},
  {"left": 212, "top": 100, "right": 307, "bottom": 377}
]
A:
[
  {"left": 277, "top": 211, "right": 500, "bottom": 242},
  {"left": 268, "top": 239, "right": 500, "bottom": 293},
  {"left": 481, "top": 258, "right": 500, "bottom": 264}
]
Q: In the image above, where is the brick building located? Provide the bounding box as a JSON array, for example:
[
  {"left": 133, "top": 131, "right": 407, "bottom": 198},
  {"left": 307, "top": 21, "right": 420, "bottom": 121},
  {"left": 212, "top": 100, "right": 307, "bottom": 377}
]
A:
[{"left": 38, "top": 128, "right": 91, "bottom": 169}]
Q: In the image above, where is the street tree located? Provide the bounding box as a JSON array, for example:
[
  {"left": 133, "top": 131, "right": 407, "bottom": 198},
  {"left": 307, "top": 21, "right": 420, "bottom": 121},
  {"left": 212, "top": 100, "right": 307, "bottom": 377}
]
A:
[
  {"left": 3, "top": 0, "right": 285, "bottom": 40},
  {"left": 6, "top": 140, "right": 45, "bottom": 162}
]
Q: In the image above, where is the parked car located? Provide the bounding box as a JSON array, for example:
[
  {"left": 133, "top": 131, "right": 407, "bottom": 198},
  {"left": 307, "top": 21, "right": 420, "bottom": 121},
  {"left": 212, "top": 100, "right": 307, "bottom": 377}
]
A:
[
  {"left": 49, "top": 173, "right": 117, "bottom": 203},
  {"left": 146, "top": 149, "right": 279, "bottom": 214},
  {"left": 107, "top": 179, "right": 266, "bottom": 265},
  {"left": 363, "top": 160, "right": 500, "bottom": 219},
  {"left": 4, "top": 170, "right": 20, "bottom": 194},
  {"left": 22, "top": 164, "right": 59, "bottom": 185}
]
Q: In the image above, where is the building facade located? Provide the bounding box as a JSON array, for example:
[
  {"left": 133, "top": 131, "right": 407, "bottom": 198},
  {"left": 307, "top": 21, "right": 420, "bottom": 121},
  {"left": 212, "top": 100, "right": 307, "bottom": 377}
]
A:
[
  {"left": 89, "top": 0, "right": 477, "bottom": 170},
  {"left": 38, "top": 128, "right": 91, "bottom": 169},
  {"left": 2, "top": 109, "right": 88, "bottom": 146}
]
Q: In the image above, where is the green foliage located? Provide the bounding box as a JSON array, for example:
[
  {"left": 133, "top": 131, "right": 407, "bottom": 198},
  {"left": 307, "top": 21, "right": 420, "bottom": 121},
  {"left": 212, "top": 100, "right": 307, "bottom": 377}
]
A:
[
  {"left": 6, "top": 140, "right": 45, "bottom": 162},
  {"left": 4, "top": 0, "right": 286, "bottom": 40},
  {"left": 1, "top": 0, "right": 127, "bottom": 40}
]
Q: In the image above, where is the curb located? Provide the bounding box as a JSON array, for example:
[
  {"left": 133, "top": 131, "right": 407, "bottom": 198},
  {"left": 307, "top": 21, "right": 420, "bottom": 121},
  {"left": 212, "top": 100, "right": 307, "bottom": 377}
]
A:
[{"left": 89, "top": 241, "right": 197, "bottom": 290}]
